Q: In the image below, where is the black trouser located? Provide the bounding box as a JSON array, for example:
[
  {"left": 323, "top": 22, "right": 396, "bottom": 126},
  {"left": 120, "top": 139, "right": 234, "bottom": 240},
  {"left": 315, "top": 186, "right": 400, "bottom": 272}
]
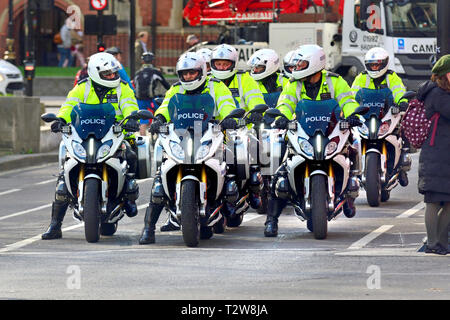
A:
[{"left": 265, "top": 165, "right": 288, "bottom": 224}]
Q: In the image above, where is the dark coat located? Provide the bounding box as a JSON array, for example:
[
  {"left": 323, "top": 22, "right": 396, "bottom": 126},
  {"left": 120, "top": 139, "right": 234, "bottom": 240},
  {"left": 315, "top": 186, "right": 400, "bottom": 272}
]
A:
[{"left": 417, "top": 80, "right": 450, "bottom": 202}]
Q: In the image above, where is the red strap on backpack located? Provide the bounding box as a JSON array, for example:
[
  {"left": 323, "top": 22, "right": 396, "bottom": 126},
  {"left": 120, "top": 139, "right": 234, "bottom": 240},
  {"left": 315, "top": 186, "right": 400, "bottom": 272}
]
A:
[{"left": 429, "top": 113, "right": 440, "bottom": 146}]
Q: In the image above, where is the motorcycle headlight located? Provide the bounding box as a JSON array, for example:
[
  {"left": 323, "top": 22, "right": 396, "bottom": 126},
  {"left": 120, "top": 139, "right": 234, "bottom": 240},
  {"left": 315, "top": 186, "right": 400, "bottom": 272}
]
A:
[
  {"left": 96, "top": 140, "right": 113, "bottom": 160},
  {"left": 358, "top": 123, "right": 369, "bottom": 136},
  {"left": 325, "top": 141, "right": 338, "bottom": 156},
  {"left": 72, "top": 141, "right": 86, "bottom": 159},
  {"left": 378, "top": 121, "right": 391, "bottom": 137},
  {"left": 196, "top": 141, "right": 211, "bottom": 161},
  {"left": 299, "top": 138, "right": 313, "bottom": 156},
  {"left": 170, "top": 141, "right": 185, "bottom": 160}
]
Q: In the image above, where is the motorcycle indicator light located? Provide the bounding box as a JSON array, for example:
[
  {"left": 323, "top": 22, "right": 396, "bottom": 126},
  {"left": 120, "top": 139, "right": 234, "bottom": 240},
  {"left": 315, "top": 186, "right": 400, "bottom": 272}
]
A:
[
  {"left": 378, "top": 121, "right": 391, "bottom": 137},
  {"left": 61, "top": 125, "right": 72, "bottom": 134},
  {"left": 113, "top": 125, "right": 122, "bottom": 134},
  {"left": 287, "top": 122, "right": 297, "bottom": 130}
]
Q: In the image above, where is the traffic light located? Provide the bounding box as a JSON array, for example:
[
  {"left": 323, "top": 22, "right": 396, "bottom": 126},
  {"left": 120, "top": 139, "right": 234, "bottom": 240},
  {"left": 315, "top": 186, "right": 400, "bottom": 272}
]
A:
[{"left": 97, "top": 42, "right": 106, "bottom": 52}]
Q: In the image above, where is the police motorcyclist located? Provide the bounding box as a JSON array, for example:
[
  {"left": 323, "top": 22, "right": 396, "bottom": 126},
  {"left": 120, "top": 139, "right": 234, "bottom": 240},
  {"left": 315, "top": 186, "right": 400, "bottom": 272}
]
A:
[
  {"left": 42, "top": 52, "right": 140, "bottom": 240},
  {"left": 351, "top": 46, "right": 410, "bottom": 187},
  {"left": 282, "top": 50, "right": 296, "bottom": 78},
  {"left": 139, "top": 52, "right": 238, "bottom": 244},
  {"left": 133, "top": 51, "right": 171, "bottom": 136},
  {"left": 264, "top": 44, "right": 361, "bottom": 237},
  {"left": 210, "top": 43, "right": 266, "bottom": 210},
  {"left": 247, "top": 48, "right": 290, "bottom": 119},
  {"left": 196, "top": 47, "right": 213, "bottom": 74}
]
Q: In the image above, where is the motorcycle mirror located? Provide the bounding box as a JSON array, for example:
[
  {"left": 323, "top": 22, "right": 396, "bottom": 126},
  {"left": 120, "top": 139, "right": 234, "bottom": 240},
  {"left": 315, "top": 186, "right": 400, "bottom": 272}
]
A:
[
  {"left": 220, "top": 108, "right": 245, "bottom": 123},
  {"left": 249, "top": 104, "right": 268, "bottom": 115},
  {"left": 352, "top": 106, "right": 370, "bottom": 116},
  {"left": 265, "top": 108, "right": 286, "bottom": 119},
  {"left": 154, "top": 97, "right": 164, "bottom": 106},
  {"left": 41, "top": 113, "right": 59, "bottom": 123},
  {"left": 400, "top": 91, "right": 416, "bottom": 101},
  {"left": 137, "top": 110, "right": 154, "bottom": 120}
]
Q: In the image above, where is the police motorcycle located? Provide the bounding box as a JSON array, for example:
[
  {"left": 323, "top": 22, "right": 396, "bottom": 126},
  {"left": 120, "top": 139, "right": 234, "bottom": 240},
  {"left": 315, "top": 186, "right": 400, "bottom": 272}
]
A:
[
  {"left": 266, "top": 101, "right": 369, "bottom": 240},
  {"left": 354, "top": 89, "right": 415, "bottom": 207},
  {"left": 222, "top": 104, "right": 268, "bottom": 227},
  {"left": 152, "top": 93, "right": 245, "bottom": 247},
  {"left": 41, "top": 104, "right": 153, "bottom": 243}
]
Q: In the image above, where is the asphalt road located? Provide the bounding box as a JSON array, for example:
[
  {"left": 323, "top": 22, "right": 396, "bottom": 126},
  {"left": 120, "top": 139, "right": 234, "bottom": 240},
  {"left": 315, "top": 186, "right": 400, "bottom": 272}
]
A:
[{"left": 0, "top": 153, "right": 448, "bottom": 303}]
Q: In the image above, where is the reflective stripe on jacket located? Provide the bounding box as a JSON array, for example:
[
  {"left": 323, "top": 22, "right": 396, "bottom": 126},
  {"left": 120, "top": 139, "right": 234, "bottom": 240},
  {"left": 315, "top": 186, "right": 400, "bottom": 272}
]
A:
[
  {"left": 276, "top": 70, "right": 358, "bottom": 120},
  {"left": 155, "top": 77, "right": 237, "bottom": 122}
]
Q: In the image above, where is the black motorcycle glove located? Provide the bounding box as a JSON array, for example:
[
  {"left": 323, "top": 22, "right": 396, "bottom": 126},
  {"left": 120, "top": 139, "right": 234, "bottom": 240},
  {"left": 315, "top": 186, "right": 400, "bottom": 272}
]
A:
[
  {"left": 247, "top": 111, "right": 263, "bottom": 124},
  {"left": 263, "top": 113, "right": 276, "bottom": 126},
  {"left": 123, "top": 119, "right": 140, "bottom": 132},
  {"left": 399, "top": 101, "right": 409, "bottom": 112},
  {"left": 346, "top": 114, "right": 362, "bottom": 127},
  {"left": 149, "top": 115, "right": 166, "bottom": 134},
  {"left": 273, "top": 116, "right": 289, "bottom": 129},
  {"left": 51, "top": 118, "right": 67, "bottom": 133},
  {"left": 221, "top": 118, "right": 238, "bottom": 130}
]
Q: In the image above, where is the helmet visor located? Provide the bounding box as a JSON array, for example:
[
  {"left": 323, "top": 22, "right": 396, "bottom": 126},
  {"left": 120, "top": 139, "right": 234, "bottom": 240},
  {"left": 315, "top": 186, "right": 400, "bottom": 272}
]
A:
[
  {"left": 293, "top": 60, "right": 309, "bottom": 72},
  {"left": 365, "top": 58, "right": 388, "bottom": 71},
  {"left": 178, "top": 69, "right": 201, "bottom": 82},
  {"left": 251, "top": 65, "right": 266, "bottom": 74},
  {"left": 99, "top": 69, "right": 119, "bottom": 81}
]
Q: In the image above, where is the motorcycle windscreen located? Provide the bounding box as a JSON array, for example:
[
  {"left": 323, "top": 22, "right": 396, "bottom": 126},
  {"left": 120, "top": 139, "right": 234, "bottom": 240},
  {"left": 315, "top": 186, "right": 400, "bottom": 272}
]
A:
[
  {"left": 263, "top": 92, "right": 281, "bottom": 109},
  {"left": 168, "top": 93, "right": 216, "bottom": 132},
  {"left": 355, "top": 88, "right": 394, "bottom": 120},
  {"left": 295, "top": 99, "right": 341, "bottom": 137},
  {"left": 70, "top": 103, "right": 116, "bottom": 140}
]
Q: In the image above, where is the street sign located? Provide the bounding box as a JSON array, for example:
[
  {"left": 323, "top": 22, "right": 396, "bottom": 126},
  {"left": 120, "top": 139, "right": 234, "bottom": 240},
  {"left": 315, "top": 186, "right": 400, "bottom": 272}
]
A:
[{"left": 90, "top": 0, "right": 108, "bottom": 11}]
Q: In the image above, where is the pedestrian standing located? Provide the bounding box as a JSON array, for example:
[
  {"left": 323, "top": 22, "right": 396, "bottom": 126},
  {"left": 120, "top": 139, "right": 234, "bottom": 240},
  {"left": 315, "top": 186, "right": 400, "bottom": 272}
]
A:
[
  {"left": 417, "top": 54, "right": 450, "bottom": 255},
  {"left": 135, "top": 31, "right": 149, "bottom": 70}
]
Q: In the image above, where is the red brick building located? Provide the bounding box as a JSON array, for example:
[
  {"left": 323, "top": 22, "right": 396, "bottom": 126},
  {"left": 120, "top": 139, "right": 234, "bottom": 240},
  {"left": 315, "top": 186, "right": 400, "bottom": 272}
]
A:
[{"left": 0, "top": 0, "right": 221, "bottom": 69}]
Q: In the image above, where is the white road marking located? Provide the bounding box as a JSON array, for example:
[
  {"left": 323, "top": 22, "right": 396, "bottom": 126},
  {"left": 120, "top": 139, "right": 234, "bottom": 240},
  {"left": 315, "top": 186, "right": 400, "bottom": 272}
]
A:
[
  {"left": 396, "top": 201, "right": 425, "bottom": 219},
  {"left": 0, "top": 189, "right": 21, "bottom": 196},
  {"left": 0, "top": 203, "right": 52, "bottom": 221},
  {"left": 348, "top": 225, "right": 394, "bottom": 250},
  {"left": 34, "top": 179, "right": 55, "bottom": 185},
  {"left": 0, "top": 224, "right": 83, "bottom": 254}
]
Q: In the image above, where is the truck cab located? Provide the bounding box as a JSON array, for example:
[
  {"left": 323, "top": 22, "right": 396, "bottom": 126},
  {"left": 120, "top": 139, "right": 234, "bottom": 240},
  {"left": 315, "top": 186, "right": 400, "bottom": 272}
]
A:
[{"left": 341, "top": 0, "right": 437, "bottom": 90}]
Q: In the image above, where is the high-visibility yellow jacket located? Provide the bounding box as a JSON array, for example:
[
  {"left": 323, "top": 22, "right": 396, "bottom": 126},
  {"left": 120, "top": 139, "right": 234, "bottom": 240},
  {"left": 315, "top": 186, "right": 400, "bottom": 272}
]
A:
[
  {"left": 58, "top": 78, "right": 139, "bottom": 124},
  {"left": 155, "top": 76, "right": 237, "bottom": 122},
  {"left": 276, "top": 70, "right": 358, "bottom": 120},
  {"left": 351, "top": 70, "right": 407, "bottom": 104},
  {"left": 225, "top": 71, "right": 266, "bottom": 112}
]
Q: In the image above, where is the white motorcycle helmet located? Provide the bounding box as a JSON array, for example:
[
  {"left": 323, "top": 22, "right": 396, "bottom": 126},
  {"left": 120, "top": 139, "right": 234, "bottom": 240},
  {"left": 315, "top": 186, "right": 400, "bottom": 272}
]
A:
[
  {"left": 247, "top": 48, "right": 280, "bottom": 81},
  {"left": 290, "top": 44, "right": 326, "bottom": 81},
  {"left": 87, "top": 52, "right": 121, "bottom": 88},
  {"left": 282, "top": 50, "right": 296, "bottom": 77},
  {"left": 210, "top": 44, "right": 238, "bottom": 80},
  {"left": 176, "top": 52, "right": 207, "bottom": 91},
  {"left": 364, "top": 47, "right": 389, "bottom": 79},
  {"left": 196, "top": 48, "right": 212, "bottom": 66}
]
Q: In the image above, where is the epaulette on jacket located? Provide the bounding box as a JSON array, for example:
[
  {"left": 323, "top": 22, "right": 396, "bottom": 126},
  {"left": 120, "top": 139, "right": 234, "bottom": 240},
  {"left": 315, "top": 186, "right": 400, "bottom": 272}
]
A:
[
  {"left": 236, "top": 70, "right": 246, "bottom": 74},
  {"left": 326, "top": 71, "right": 340, "bottom": 77},
  {"left": 120, "top": 79, "right": 128, "bottom": 84},
  {"left": 77, "top": 78, "right": 88, "bottom": 85},
  {"left": 173, "top": 81, "right": 182, "bottom": 86},
  {"left": 208, "top": 77, "right": 221, "bottom": 83}
]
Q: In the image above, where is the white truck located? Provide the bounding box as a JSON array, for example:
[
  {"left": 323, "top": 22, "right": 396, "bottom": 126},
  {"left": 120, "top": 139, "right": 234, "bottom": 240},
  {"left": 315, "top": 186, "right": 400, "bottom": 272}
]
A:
[{"left": 268, "top": 0, "right": 437, "bottom": 90}]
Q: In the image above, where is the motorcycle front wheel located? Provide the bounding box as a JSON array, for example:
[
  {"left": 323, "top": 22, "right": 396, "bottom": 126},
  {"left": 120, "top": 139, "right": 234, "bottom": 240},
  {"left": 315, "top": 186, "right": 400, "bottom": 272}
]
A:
[
  {"left": 310, "top": 175, "right": 328, "bottom": 240},
  {"left": 83, "top": 178, "right": 101, "bottom": 243},
  {"left": 365, "top": 153, "right": 381, "bottom": 207},
  {"left": 180, "top": 180, "right": 200, "bottom": 247}
]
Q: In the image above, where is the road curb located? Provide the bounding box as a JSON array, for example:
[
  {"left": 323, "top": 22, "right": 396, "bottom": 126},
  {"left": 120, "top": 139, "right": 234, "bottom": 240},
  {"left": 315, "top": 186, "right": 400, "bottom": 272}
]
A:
[{"left": 0, "top": 152, "right": 58, "bottom": 172}]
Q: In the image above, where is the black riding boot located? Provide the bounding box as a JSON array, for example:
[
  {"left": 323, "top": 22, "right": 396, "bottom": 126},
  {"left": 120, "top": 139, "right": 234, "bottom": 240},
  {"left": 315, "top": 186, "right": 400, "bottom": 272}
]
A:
[
  {"left": 42, "top": 201, "right": 69, "bottom": 240},
  {"left": 264, "top": 198, "right": 286, "bottom": 237},
  {"left": 139, "top": 202, "right": 164, "bottom": 244}
]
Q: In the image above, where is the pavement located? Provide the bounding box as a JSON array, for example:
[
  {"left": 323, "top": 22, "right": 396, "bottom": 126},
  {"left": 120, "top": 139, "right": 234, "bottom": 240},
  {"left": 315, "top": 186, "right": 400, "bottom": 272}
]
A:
[{"left": 0, "top": 96, "right": 64, "bottom": 173}]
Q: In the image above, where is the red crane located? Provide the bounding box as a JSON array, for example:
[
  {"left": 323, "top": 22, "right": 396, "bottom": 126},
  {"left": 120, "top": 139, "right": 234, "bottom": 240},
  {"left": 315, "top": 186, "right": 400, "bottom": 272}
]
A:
[{"left": 183, "top": 0, "right": 337, "bottom": 26}]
